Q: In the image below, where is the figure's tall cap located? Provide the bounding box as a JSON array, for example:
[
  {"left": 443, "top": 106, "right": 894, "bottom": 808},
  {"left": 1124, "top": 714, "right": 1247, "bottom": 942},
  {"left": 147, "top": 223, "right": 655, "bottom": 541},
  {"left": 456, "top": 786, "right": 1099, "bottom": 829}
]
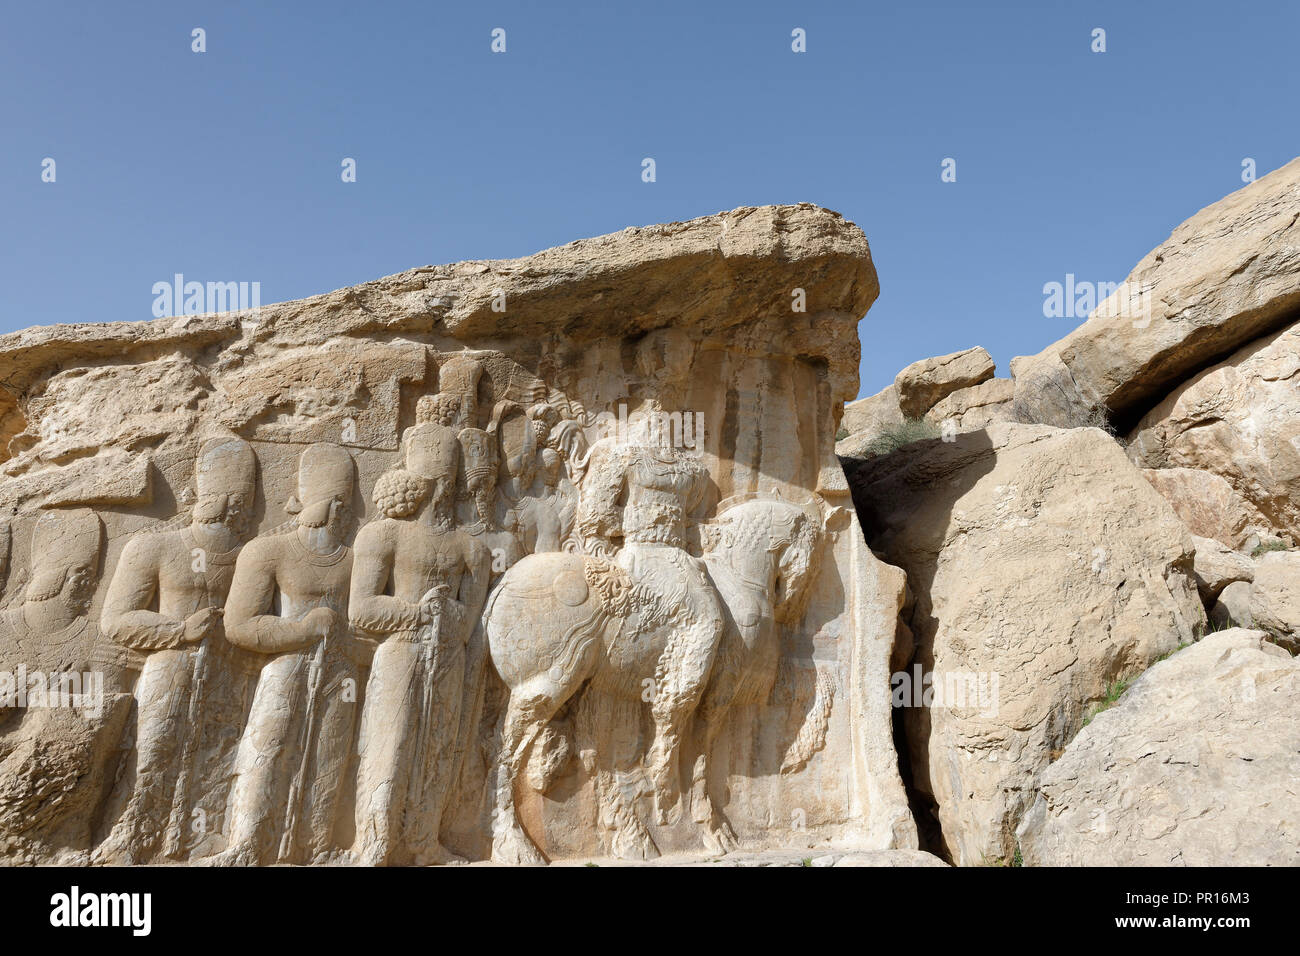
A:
[
  {"left": 195, "top": 436, "right": 257, "bottom": 500},
  {"left": 297, "top": 442, "right": 355, "bottom": 506},
  {"left": 403, "top": 422, "right": 460, "bottom": 483},
  {"left": 437, "top": 354, "right": 484, "bottom": 401}
]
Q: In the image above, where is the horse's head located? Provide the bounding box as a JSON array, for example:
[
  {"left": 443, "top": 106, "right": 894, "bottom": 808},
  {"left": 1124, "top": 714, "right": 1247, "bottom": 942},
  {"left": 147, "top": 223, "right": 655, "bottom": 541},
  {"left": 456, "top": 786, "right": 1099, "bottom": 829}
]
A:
[{"left": 703, "top": 493, "right": 825, "bottom": 623}]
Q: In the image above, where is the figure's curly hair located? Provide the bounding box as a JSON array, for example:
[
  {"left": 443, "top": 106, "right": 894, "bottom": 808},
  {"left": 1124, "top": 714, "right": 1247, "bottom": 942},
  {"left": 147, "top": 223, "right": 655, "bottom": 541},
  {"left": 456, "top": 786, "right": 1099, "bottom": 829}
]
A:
[
  {"left": 416, "top": 393, "right": 462, "bottom": 427},
  {"left": 373, "top": 469, "right": 430, "bottom": 519}
]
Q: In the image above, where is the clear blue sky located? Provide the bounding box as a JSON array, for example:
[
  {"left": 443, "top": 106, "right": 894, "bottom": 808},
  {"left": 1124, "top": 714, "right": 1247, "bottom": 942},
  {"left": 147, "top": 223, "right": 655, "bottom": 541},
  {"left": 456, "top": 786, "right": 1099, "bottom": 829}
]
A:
[{"left": 4, "top": 0, "right": 1297, "bottom": 397}]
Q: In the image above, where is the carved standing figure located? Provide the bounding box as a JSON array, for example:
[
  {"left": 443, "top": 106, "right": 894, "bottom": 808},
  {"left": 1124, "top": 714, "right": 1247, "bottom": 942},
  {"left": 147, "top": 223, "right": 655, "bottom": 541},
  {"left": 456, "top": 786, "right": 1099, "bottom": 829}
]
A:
[
  {"left": 0, "top": 509, "right": 114, "bottom": 854},
  {"left": 348, "top": 411, "right": 491, "bottom": 865},
  {"left": 0, "top": 509, "right": 102, "bottom": 676},
  {"left": 210, "top": 443, "right": 359, "bottom": 866},
  {"left": 94, "top": 437, "right": 256, "bottom": 864},
  {"left": 514, "top": 447, "right": 578, "bottom": 554}
]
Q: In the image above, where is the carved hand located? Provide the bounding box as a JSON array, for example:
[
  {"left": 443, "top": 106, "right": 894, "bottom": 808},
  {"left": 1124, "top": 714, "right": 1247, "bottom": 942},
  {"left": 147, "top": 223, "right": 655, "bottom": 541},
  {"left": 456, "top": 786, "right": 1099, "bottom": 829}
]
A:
[
  {"left": 418, "top": 584, "right": 452, "bottom": 626},
  {"left": 182, "top": 606, "right": 223, "bottom": 645},
  {"left": 300, "top": 606, "right": 339, "bottom": 644}
]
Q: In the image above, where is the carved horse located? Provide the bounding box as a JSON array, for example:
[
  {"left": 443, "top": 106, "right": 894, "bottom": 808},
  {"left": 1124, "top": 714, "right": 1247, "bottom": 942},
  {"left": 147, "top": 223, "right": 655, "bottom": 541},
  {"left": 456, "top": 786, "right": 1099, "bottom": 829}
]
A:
[{"left": 481, "top": 493, "right": 823, "bottom": 863}]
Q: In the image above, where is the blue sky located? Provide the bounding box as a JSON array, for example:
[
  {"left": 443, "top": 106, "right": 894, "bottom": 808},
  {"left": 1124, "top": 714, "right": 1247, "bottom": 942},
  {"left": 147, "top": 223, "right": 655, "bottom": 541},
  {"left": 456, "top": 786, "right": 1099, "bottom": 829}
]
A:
[{"left": 3, "top": 0, "right": 1297, "bottom": 397}]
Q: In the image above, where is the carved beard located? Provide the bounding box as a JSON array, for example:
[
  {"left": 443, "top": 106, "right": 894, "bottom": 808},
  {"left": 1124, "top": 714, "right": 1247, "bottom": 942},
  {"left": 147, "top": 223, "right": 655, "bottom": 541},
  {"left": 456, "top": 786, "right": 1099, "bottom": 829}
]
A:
[
  {"left": 193, "top": 492, "right": 240, "bottom": 526},
  {"left": 25, "top": 566, "right": 68, "bottom": 603},
  {"left": 296, "top": 497, "right": 336, "bottom": 529},
  {"left": 26, "top": 567, "right": 93, "bottom": 615}
]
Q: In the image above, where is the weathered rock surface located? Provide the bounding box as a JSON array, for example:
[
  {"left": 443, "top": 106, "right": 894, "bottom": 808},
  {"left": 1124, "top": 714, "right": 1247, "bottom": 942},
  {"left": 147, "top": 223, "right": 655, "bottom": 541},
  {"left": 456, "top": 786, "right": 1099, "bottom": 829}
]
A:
[
  {"left": 1127, "top": 318, "right": 1300, "bottom": 542},
  {"left": 1017, "top": 629, "right": 1300, "bottom": 866},
  {"left": 1013, "top": 158, "right": 1300, "bottom": 426},
  {"left": 0, "top": 204, "right": 917, "bottom": 867},
  {"left": 926, "top": 377, "right": 1015, "bottom": 432},
  {"left": 545, "top": 846, "right": 948, "bottom": 867},
  {"left": 1211, "top": 580, "right": 1254, "bottom": 631},
  {"left": 836, "top": 385, "right": 905, "bottom": 458},
  {"left": 1249, "top": 550, "right": 1300, "bottom": 651},
  {"left": 1189, "top": 535, "right": 1254, "bottom": 602},
  {"left": 894, "top": 347, "right": 995, "bottom": 418},
  {"left": 1138, "top": 467, "right": 1271, "bottom": 550},
  {"left": 844, "top": 422, "right": 1205, "bottom": 865}
]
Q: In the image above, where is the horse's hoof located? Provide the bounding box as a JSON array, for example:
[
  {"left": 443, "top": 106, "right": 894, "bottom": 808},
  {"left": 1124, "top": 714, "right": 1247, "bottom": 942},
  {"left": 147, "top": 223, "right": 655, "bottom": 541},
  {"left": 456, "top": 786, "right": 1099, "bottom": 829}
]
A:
[
  {"left": 653, "top": 787, "right": 683, "bottom": 826},
  {"left": 351, "top": 842, "right": 391, "bottom": 867},
  {"left": 90, "top": 835, "right": 139, "bottom": 867},
  {"left": 702, "top": 820, "right": 739, "bottom": 856},
  {"left": 193, "top": 843, "right": 258, "bottom": 867},
  {"left": 414, "top": 843, "right": 467, "bottom": 866},
  {"left": 492, "top": 828, "right": 548, "bottom": 866},
  {"left": 612, "top": 831, "right": 660, "bottom": 862}
]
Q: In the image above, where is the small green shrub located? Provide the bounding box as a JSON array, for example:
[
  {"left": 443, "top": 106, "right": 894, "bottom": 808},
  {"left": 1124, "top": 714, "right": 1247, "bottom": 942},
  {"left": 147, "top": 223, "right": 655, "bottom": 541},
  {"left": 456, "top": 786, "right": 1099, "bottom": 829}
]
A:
[
  {"left": 1251, "top": 539, "right": 1289, "bottom": 558},
  {"left": 1081, "top": 677, "right": 1133, "bottom": 727},
  {"left": 859, "top": 417, "right": 942, "bottom": 458}
]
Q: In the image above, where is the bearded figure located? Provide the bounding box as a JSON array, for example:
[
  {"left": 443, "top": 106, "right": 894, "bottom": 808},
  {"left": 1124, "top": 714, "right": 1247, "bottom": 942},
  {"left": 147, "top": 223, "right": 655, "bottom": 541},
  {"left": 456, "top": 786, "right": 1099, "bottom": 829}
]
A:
[
  {"left": 0, "top": 509, "right": 117, "bottom": 858},
  {"left": 348, "top": 418, "right": 491, "bottom": 865},
  {"left": 94, "top": 436, "right": 257, "bottom": 864},
  {"left": 210, "top": 442, "right": 359, "bottom": 866},
  {"left": 0, "top": 508, "right": 102, "bottom": 676}
]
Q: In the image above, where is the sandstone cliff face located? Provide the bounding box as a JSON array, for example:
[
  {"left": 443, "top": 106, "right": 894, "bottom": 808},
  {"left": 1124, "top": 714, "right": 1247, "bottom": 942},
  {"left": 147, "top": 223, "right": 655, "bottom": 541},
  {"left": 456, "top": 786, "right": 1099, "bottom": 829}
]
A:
[{"left": 0, "top": 204, "right": 917, "bottom": 866}]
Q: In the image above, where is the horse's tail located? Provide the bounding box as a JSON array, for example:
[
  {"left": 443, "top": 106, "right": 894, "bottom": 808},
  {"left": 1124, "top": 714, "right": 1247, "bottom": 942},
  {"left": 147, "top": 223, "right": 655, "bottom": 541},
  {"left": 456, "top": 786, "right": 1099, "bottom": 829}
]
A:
[
  {"left": 523, "top": 605, "right": 610, "bottom": 793},
  {"left": 780, "top": 666, "right": 837, "bottom": 775}
]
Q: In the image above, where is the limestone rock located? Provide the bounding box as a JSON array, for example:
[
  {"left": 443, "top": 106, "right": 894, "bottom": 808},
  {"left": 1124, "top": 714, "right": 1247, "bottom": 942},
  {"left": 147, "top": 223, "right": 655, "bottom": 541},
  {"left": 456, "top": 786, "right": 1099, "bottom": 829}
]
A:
[
  {"left": 1017, "top": 629, "right": 1300, "bottom": 866},
  {"left": 0, "top": 205, "right": 916, "bottom": 867},
  {"left": 926, "top": 377, "right": 1015, "bottom": 433},
  {"left": 1211, "top": 580, "right": 1254, "bottom": 630},
  {"left": 844, "top": 422, "right": 1205, "bottom": 866},
  {"left": 1137, "top": 467, "right": 1271, "bottom": 550},
  {"left": 894, "top": 347, "right": 995, "bottom": 418},
  {"left": 1127, "top": 318, "right": 1300, "bottom": 541},
  {"left": 1013, "top": 158, "right": 1300, "bottom": 425},
  {"left": 546, "top": 846, "right": 948, "bottom": 867},
  {"left": 1189, "top": 535, "right": 1254, "bottom": 602},
  {"left": 1249, "top": 550, "right": 1300, "bottom": 651},
  {"left": 840, "top": 385, "right": 904, "bottom": 438},
  {"left": 836, "top": 384, "right": 905, "bottom": 458}
]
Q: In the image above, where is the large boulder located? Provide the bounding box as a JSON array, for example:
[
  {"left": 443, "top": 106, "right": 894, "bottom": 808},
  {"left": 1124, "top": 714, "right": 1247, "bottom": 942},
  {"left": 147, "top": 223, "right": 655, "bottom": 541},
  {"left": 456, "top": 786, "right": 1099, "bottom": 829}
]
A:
[
  {"left": 1211, "top": 580, "right": 1254, "bottom": 630},
  {"left": 844, "top": 422, "right": 1205, "bottom": 865},
  {"left": 1189, "top": 535, "right": 1254, "bottom": 602},
  {"left": 836, "top": 384, "right": 905, "bottom": 458},
  {"left": 1017, "top": 629, "right": 1300, "bottom": 866},
  {"left": 1137, "top": 467, "right": 1271, "bottom": 550},
  {"left": 925, "top": 377, "right": 1014, "bottom": 433},
  {"left": 1249, "top": 550, "right": 1300, "bottom": 651},
  {"left": 1013, "top": 158, "right": 1300, "bottom": 426},
  {"left": 836, "top": 356, "right": 1008, "bottom": 459},
  {"left": 894, "top": 347, "right": 995, "bottom": 418},
  {"left": 1127, "top": 318, "right": 1300, "bottom": 542}
]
